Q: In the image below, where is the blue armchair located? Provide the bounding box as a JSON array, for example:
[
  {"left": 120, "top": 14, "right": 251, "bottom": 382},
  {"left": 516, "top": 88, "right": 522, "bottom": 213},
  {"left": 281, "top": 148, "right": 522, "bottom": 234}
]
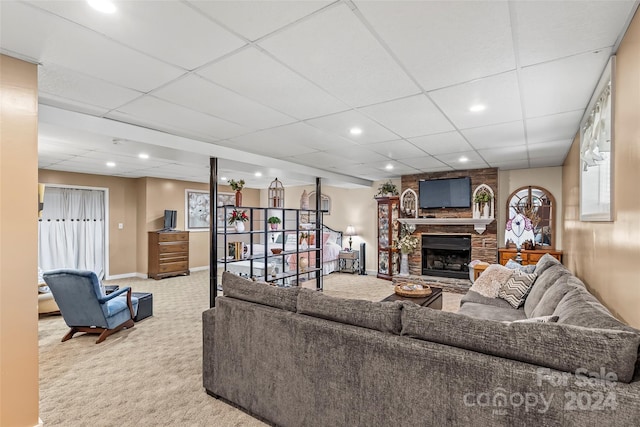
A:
[{"left": 42, "top": 269, "right": 139, "bottom": 344}]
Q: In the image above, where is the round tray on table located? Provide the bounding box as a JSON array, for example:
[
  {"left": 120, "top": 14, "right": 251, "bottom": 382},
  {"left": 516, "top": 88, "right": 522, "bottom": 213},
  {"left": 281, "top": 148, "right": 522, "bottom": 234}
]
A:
[{"left": 394, "top": 282, "right": 432, "bottom": 298}]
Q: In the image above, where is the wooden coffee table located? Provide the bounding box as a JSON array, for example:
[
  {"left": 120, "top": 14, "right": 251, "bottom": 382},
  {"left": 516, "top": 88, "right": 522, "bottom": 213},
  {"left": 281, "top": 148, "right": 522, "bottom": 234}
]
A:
[{"left": 382, "top": 286, "right": 443, "bottom": 310}]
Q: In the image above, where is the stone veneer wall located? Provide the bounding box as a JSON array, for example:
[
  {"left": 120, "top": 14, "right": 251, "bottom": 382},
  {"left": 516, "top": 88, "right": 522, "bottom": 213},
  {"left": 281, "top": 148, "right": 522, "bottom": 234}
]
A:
[{"left": 401, "top": 168, "right": 498, "bottom": 276}]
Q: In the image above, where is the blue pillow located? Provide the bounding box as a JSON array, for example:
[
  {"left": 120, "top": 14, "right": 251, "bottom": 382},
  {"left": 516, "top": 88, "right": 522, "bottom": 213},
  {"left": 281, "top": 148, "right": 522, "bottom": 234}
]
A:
[{"left": 505, "top": 259, "right": 536, "bottom": 274}]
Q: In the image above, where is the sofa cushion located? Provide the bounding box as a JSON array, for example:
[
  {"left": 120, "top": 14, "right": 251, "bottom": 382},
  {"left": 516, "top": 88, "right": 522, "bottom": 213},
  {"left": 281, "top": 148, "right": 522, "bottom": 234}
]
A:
[
  {"left": 297, "top": 288, "right": 403, "bottom": 334},
  {"left": 505, "top": 259, "right": 536, "bottom": 274},
  {"left": 498, "top": 271, "right": 537, "bottom": 308},
  {"left": 459, "top": 290, "right": 515, "bottom": 310},
  {"left": 512, "top": 315, "right": 559, "bottom": 323},
  {"left": 222, "top": 271, "right": 299, "bottom": 312},
  {"left": 402, "top": 304, "right": 640, "bottom": 383},
  {"left": 529, "top": 276, "right": 583, "bottom": 318},
  {"left": 553, "top": 286, "right": 638, "bottom": 332},
  {"left": 533, "top": 253, "right": 563, "bottom": 275},
  {"left": 524, "top": 263, "right": 572, "bottom": 317},
  {"left": 469, "top": 264, "right": 513, "bottom": 298},
  {"left": 457, "top": 302, "right": 527, "bottom": 322}
]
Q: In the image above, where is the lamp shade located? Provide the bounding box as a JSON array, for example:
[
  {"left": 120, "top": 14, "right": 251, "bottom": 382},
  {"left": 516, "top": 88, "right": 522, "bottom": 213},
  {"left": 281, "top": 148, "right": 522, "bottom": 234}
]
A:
[{"left": 345, "top": 225, "right": 356, "bottom": 236}]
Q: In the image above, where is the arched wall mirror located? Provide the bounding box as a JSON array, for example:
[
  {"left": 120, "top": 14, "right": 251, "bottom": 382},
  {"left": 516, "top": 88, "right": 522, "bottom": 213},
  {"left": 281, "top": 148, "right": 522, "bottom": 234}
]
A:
[
  {"left": 308, "top": 192, "right": 331, "bottom": 215},
  {"left": 506, "top": 186, "right": 556, "bottom": 250}
]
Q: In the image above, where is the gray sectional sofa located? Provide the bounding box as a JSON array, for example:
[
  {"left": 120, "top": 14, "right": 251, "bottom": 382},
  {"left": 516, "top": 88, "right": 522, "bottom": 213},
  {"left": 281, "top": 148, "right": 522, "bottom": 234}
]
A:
[{"left": 203, "top": 255, "right": 640, "bottom": 426}]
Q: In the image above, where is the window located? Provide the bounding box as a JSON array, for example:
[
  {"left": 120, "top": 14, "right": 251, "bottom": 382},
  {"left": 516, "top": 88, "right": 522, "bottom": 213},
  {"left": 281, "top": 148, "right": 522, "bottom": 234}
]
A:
[{"left": 506, "top": 186, "right": 555, "bottom": 249}]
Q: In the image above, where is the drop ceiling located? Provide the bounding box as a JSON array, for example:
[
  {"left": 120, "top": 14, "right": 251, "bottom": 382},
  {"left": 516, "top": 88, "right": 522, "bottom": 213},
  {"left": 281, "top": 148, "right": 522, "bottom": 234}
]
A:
[{"left": 1, "top": 0, "right": 637, "bottom": 188}]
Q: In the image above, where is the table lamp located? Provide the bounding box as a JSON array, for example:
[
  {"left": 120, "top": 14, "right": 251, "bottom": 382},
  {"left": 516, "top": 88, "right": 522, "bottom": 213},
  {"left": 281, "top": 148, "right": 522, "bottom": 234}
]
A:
[
  {"left": 504, "top": 213, "right": 535, "bottom": 264},
  {"left": 345, "top": 225, "right": 356, "bottom": 251}
]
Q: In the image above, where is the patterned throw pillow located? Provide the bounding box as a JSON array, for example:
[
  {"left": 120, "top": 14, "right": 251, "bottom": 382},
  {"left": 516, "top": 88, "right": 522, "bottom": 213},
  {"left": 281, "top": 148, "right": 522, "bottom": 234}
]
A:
[
  {"left": 505, "top": 259, "right": 536, "bottom": 274},
  {"left": 470, "top": 264, "right": 514, "bottom": 298},
  {"left": 498, "top": 270, "right": 538, "bottom": 308}
]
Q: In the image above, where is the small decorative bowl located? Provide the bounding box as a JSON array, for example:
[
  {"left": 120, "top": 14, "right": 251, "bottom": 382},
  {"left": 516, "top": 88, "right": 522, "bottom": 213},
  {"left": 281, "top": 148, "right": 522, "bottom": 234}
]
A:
[{"left": 271, "top": 248, "right": 283, "bottom": 255}]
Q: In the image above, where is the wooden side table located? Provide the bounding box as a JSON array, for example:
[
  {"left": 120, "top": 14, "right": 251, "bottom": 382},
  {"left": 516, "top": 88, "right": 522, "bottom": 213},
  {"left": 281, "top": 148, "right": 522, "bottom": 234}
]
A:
[
  {"left": 473, "top": 263, "right": 489, "bottom": 281},
  {"left": 339, "top": 250, "right": 359, "bottom": 274}
]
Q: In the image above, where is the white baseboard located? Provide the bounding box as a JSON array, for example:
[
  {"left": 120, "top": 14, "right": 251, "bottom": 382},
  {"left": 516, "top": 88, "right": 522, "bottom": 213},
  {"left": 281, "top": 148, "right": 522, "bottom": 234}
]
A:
[
  {"left": 190, "top": 266, "right": 209, "bottom": 272},
  {"left": 36, "top": 417, "right": 43, "bottom": 427},
  {"left": 105, "top": 272, "right": 147, "bottom": 280}
]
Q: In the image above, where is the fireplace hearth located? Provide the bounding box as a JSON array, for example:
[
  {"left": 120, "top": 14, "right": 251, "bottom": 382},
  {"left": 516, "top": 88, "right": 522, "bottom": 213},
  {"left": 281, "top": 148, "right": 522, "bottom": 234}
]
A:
[{"left": 422, "top": 234, "right": 471, "bottom": 279}]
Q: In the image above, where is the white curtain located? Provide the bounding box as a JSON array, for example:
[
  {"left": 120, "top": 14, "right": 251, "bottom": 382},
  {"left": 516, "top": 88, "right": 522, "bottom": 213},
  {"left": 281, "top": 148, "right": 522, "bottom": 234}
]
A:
[{"left": 38, "top": 187, "right": 105, "bottom": 279}]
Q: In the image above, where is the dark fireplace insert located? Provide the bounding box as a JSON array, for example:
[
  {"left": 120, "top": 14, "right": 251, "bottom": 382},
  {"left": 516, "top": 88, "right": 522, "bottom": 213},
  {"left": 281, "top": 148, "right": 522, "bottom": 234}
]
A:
[{"left": 422, "top": 234, "right": 471, "bottom": 279}]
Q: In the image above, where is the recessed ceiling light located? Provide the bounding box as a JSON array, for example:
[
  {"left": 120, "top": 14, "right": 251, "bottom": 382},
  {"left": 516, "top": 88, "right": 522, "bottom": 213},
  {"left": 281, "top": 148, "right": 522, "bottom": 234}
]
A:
[
  {"left": 349, "top": 127, "right": 363, "bottom": 136},
  {"left": 459, "top": 156, "right": 469, "bottom": 163},
  {"left": 220, "top": 176, "right": 228, "bottom": 182},
  {"left": 106, "top": 161, "right": 116, "bottom": 167},
  {"left": 255, "top": 172, "right": 262, "bottom": 177},
  {"left": 469, "top": 104, "right": 486, "bottom": 112},
  {"left": 385, "top": 164, "right": 394, "bottom": 170},
  {"left": 87, "top": 0, "right": 117, "bottom": 14},
  {"left": 138, "top": 153, "right": 149, "bottom": 159}
]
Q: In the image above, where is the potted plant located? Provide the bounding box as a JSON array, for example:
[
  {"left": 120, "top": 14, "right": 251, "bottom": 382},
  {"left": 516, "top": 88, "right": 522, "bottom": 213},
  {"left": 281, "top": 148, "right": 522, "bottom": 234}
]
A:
[
  {"left": 267, "top": 216, "right": 281, "bottom": 230},
  {"left": 376, "top": 181, "right": 399, "bottom": 197},
  {"left": 229, "top": 179, "right": 245, "bottom": 207},
  {"left": 474, "top": 188, "right": 493, "bottom": 219}
]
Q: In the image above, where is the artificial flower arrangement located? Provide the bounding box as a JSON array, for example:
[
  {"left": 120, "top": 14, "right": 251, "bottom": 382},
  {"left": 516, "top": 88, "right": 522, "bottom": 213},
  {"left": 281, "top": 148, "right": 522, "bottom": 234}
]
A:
[
  {"left": 228, "top": 179, "right": 245, "bottom": 192},
  {"left": 228, "top": 209, "right": 249, "bottom": 224},
  {"left": 396, "top": 223, "right": 419, "bottom": 254}
]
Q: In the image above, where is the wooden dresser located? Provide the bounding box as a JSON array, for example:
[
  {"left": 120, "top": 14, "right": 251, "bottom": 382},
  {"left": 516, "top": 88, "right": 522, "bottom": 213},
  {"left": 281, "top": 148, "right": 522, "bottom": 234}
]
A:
[
  {"left": 148, "top": 231, "right": 190, "bottom": 280},
  {"left": 498, "top": 248, "right": 562, "bottom": 266}
]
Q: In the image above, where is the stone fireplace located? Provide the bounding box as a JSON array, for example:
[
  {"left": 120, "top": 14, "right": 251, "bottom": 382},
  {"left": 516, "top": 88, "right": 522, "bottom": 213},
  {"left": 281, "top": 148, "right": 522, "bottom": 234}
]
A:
[{"left": 422, "top": 234, "right": 471, "bottom": 279}]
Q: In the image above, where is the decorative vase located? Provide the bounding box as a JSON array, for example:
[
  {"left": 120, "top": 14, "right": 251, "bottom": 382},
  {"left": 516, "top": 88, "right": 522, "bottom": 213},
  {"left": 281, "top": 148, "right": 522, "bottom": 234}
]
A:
[
  {"left": 235, "top": 190, "right": 242, "bottom": 207},
  {"left": 482, "top": 203, "right": 490, "bottom": 219},
  {"left": 399, "top": 253, "right": 410, "bottom": 276},
  {"left": 299, "top": 256, "right": 308, "bottom": 272},
  {"left": 235, "top": 221, "right": 245, "bottom": 233},
  {"left": 270, "top": 223, "right": 278, "bottom": 230}
]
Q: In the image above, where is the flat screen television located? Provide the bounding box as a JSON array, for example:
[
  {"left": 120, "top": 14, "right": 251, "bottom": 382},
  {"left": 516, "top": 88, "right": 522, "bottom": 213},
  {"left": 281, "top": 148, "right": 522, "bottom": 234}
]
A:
[
  {"left": 163, "top": 209, "right": 177, "bottom": 231},
  {"left": 419, "top": 177, "right": 471, "bottom": 209}
]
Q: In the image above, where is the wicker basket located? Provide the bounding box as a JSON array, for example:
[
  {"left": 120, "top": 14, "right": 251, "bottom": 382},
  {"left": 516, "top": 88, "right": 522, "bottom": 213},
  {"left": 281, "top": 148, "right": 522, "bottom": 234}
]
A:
[{"left": 394, "top": 282, "right": 432, "bottom": 298}]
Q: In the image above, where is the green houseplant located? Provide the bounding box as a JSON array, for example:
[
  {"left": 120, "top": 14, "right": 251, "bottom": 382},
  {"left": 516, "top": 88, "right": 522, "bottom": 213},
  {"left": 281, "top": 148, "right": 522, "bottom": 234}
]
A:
[
  {"left": 473, "top": 189, "right": 492, "bottom": 204},
  {"left": 267, "top": 216, "right": 281, "bottom": 230},
  {"left": 229, "top": 179, "right": 245, "bottom": 192},
  {"left": 376, "top": 180, "right": 399, "bottom": 197}
]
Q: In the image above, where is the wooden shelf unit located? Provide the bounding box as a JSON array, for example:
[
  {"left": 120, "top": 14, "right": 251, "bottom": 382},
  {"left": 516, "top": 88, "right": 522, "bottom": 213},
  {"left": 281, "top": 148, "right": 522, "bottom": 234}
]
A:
[
  {"left": 148, "top": 231, "right": 190, "bottom": 280},
  {"left": 498, "top": 248, "right": 562, "bottom": 266},
  {"left": 376, "top": 196, "right": 400, "bottom": 280}
]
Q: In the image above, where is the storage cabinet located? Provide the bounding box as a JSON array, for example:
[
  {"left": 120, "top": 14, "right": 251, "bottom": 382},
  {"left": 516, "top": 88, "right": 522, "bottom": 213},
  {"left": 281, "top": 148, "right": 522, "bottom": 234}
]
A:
[
  {"left": 498, "top": 248, "right": 562, "bottom": 266},
  {"left": 376, "top": 196, "right": 400, "bottom": 280},
  {"left": 148, "top": 231, "right": 190, "bottom": 279}
]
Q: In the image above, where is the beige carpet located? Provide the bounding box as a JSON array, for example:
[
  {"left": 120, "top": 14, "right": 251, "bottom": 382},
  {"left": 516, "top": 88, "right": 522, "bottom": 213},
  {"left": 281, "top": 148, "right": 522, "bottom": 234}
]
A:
[{"left": 38, "top": 270, "right": 461, "bottom": 426}]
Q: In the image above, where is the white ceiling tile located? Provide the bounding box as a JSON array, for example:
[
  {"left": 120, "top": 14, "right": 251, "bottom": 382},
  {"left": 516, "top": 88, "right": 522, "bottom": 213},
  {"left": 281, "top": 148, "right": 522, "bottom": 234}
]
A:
[
  {"left": 429, "top": 72, "right": 523, "bottom": 129},
  {"left": 196, "top": 48, "right": 349, "bottom": 120},
  {"left": 528, "top": 140, "right": 573, "bottom": 160},
  {"left": 305, "top": 110, "right": 399, "bottom": 144},
  {"left": 520, "top": 50, "right": 611, "bottom": 118},
  {"left": 324, "top": 146, "right": 389, "bottom": 163},
  {"left": 229, "top": 122, "right": 356, "bottom": 154},
  {"left": 188, "top": 0, "right": 332, "bottom": 41},
  {"left": 526, "top": 110, "right": 583, "bottom": 145},
  {"left": 478, "top": 145, "right": 529, "bottom": 163},
  {"left": 259, "top": 3, "right": 420, "bottom": 106},
  {"left": 528, "top": 157, "right": 567, "bottom": 168},
  {"left": 462, "top": 121, "right": 526, "bottom": 150},
  {"left": 108, "top": 96, "right": 250, "bottom": 140},
  {"left": 491, "top": 160, "right": 531, "bottom": 170},
  {"left": 27, "top": 0, "right": 246, "bottom": 70},
  {"left": 358, "top": 95, "right": 454, "bottom": 138},
  {"left": 38, "top": 63, "right": 142, "bottom": 111},
  {"left": 0, "top": 2, "right": 184, "bottom": 92},
  {"left": 38, "top": 95, "right": 112, "bottom": 117},
  {"left": 284, "top": 151, "right": 357, "bottom": 169},
  {"left": 397, "top": 156, "right": 449, "bottom": 170},
  {"left": 366, "top": 140, "right": 428, "bottom": 160},
  {"left": 356, "top": 0, "right": 516, "bottom": 91},
  {"left": 152, "top": 74, "right": 295, "bottom": 130},
  {"left": 513, "top": 1, "right": 635, "bottom": 66},
  {"left": 433, "top": 151, "right": 489, "bottom": 169},
  {"left": 408, "top": 132, "right": 473, "bottom": 156}
]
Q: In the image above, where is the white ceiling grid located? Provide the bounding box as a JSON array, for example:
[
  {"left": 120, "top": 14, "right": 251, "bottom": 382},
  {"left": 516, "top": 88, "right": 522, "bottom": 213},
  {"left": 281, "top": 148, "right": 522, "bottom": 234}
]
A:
[{"left": 0, "top": 0, "right": 636, "bottom": 188}]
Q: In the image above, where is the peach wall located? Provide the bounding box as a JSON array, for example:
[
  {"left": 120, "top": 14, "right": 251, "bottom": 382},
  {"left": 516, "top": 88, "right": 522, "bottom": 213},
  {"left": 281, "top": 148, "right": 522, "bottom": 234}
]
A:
[
  {"left": 0, "top": 55, "right": 40, "bottom": 426},
  {"left": 562, "top": 10, "right": 640, "bottom": 328}
]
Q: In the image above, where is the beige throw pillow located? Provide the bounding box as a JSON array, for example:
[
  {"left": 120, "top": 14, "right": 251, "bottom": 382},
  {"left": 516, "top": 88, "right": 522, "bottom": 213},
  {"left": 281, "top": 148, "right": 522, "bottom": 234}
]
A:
[{"left": 469, "top": 264, "right": 514, "bottom": 298}]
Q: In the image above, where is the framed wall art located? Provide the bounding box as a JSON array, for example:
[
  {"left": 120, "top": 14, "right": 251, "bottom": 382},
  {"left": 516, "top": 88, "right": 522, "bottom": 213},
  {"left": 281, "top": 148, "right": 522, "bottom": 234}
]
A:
[
  {"left": 579, "top": 55, "right": 615, "bottom": 222},
  {"left": 185, "top": 190, "right": 236, "bottom": 231}
]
